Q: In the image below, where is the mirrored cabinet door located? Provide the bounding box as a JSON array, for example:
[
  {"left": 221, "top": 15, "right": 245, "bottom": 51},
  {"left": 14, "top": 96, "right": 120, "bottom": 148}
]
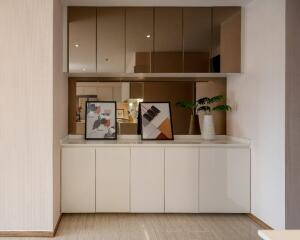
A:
[
  {"left": 126, "top": 8, "right": 154, "bottom": 73},
  {"left": 68, "top": 7, "right": 97, "bottom": 73},
  {"left": 97, "top": 8, "right": 125, "bottom": 73},
  {"left": 153, "top": 8, "right": 183, "bottom": 73},
  {"left": 183, "top": 8, "right": 212, "bottom": 73},
  {"left": 212, "top": 7, "right": 241, "bottom": 73}
]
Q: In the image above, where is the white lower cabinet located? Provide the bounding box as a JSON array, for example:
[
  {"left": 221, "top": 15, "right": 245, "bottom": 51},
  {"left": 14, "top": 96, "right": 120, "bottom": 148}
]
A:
[
  {"left": 96, "top": 147, "right": 130, "bottom": 212},
  {"left": 165, "top": 147, "right": 199, "bottom": 213},
  {"left": 61, "top": 148, "right": 95, "bottom": 213},
  {"left": 61, "top": 144, "right": 250, "bottom": 214},
  {"left": 130, "top": 147, "right": 165, "bottom": 212},
  {"left": 199, "top": 147, "right": 250, "bottom": 213}
]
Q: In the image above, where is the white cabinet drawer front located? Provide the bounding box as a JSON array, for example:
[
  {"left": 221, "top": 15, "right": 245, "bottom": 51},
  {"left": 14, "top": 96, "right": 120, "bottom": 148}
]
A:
[
  {"left": 61, "top": 148, "right": 95, "bottom": 213},
  {"left": 96, "top": 147, "right": 130, "bottom": 212},
  {"left": 131, "top": 147, "right": 165, "bottom": 213},
  {"left": 199, "top": 147, "right": 250, "bottom": 213},
  {"left": 165, "top": 147, "right": 199, "bottom": 213}
]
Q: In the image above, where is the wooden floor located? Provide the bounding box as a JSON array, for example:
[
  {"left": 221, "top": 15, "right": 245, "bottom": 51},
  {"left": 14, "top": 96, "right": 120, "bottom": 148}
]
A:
[{"left": 2, "top": 214, "right": 263, "bottom": 240}]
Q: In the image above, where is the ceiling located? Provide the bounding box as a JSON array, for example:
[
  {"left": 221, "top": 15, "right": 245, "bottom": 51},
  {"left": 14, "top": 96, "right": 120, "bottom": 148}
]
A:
[{"left": 62, "top": 0, "right": 254, "bottom": 7}]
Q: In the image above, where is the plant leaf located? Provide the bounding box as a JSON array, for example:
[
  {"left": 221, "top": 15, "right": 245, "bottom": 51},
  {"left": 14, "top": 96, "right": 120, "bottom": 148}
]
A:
[
  {"left": 212, "top": 104, "right": 232, "bottom": 112},
  {"left": 207, "top": 95, "right": 224, "bottom": 104},
  {"left": 197, "top": 97, "right": 210, "bottom": 105},
  {"left": 176, "top": 101, "right": 196, "bottom": 110},
  {"left": 197, "top": 106, "right": 211, "bottom": 112}
]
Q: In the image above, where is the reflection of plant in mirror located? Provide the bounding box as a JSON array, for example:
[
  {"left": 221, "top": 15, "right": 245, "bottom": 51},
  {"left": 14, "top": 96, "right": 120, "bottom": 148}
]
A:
[{"left": 176, "top": 95, "right": 232, "bottom": 115}]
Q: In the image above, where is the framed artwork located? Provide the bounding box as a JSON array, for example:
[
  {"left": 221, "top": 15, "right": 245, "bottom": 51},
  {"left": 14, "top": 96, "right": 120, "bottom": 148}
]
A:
[
  {"left": 116, "top": 109, "right": 125, "bottom": 119},
  {"left": 139, "top": 102, "right": 174, "bottom": 140},
  {"left": 85, "top": 101, "right": 117, "bottom": 140}
]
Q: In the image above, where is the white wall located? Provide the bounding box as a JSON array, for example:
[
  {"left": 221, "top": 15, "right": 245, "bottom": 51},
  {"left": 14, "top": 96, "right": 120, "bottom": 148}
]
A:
[
  {"left": 0, "top": 0, "right": 67, "bottom": 231},
  {"left": 227, "top": 0, "right": 286, "bottom": 229}
]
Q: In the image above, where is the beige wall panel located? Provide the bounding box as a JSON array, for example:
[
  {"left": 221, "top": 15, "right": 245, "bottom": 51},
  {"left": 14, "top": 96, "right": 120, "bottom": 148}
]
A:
[
  {"left": 126, "top": 8, "right": 153, "bottom": 73},
  {"left": 97, "top": 8, "right": 125, "bottom": 73},
  {"left": 0, "top": 0, "right": 54, "bottom": 231},
  {"left": 69, "top": 7, "right": 97, "bottom": 73}
]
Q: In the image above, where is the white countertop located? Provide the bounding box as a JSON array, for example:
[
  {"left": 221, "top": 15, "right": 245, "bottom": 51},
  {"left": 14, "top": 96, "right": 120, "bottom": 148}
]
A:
[
  {"left": 258, "top": 230, "right": 300, "bottom": 240},
  {"left": 61, "top": 135, "right": 250, "bottom": 148}
]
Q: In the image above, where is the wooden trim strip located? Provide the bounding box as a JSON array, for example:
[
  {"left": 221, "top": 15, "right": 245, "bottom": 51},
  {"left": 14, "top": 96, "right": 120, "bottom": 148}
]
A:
[
  {"left": 0, "top": 214, "right": 62, "bottom": 238},
  {"left": 0, "top": 231, "right": 54, "bottom": 237},
  {"left": 246, "top": 213, "right": 273, "bottom": 230},
  {"left": 53, "top": 214, "right": 63, "bottom": 236}
]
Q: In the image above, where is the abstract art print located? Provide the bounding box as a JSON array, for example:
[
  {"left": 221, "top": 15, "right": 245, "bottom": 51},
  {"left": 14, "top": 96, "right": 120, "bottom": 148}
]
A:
[
  {"left": 139, "top": 102, "right": 174, "bottom": 140},
  {"left": 85, "top": 101, "right": 117, "bottom": 140}
]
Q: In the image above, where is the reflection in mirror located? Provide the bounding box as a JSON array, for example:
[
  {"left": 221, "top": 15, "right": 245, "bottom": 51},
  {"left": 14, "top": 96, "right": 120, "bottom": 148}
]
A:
[
  {"left": 126, "top": 8, "right": 153, "bottom": 73},
  {"left": 212, "top": 7, "right": 241, "bottom": 73},
  {"left": 152, "top": 8, "right": 183, "bottom": 73},
  {"left": 70, "top": 79, "right": 226, "bottom": 136},
  {"left": 183, "top": 8, "right": 212, "bottom": 73}
]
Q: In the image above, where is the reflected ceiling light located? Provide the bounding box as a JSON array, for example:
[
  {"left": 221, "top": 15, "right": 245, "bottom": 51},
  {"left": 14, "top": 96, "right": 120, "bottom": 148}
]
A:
[
  {"left": 146, "top": 34, "right": 151, "bottom": 38},
  {"left": 82, "top": 68, "right": 86, "bottom": 72},
  {"left": 74, "top": 44, "right": 80, "bottom": 48}
]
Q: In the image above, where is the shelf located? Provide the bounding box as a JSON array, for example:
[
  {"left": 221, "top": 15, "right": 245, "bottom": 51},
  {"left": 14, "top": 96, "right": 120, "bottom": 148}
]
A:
[{"left": 67, "top": 72, "right": 240, "bottom": 80}]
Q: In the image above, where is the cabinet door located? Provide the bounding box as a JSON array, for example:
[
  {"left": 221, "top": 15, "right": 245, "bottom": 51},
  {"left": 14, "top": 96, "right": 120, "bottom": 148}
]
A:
[
  {"left": 96, "top": 147, "right": 130, "bottom": 212},
  {"left": 212, "top": 7, "right": 241, "bottom": 73},
  {"left": 125, "top": 8, "right": 153, "bottom": 73},
  {"left": 153, "top": 8, "right": 183, "bottom": 73},
  {"left": 131, "top": 147, "right": 164, "bottom": 212},
  {"left": 165, "top": 147, "right": 199, "bottom": 213},
  {"left": 199, "top": 147, "right": 250, "bottom": 213},
  {"left": 183, "top": 8, "right": 211, "bottom": 73},
  {"left": 68, "top": 7, "right": 96, "bottom": 73},
  {"left": 97, "top": 8, "right": 125, "bottom": 73},
  {"left": 61, "top": 148, "right": 95, "bottom": 213}
]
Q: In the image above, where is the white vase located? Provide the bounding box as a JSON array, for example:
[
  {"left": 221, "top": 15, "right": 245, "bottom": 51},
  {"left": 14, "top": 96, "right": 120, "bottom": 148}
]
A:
[{"left": 202, "top": 115, "right": 216, "bottom": 140}]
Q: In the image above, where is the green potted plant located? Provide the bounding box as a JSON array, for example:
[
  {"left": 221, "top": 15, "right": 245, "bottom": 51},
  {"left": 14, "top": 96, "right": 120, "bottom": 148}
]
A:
[
  {"left": 176, "top": 95, "right": 231, "bottom": 139},
  {"left": 197, "top": 95, "right": 232, "bottom": 140}
]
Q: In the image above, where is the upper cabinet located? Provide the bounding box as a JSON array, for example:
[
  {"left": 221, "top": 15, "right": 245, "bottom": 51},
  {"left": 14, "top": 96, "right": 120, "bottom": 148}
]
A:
[
  {"left": 97, "top": 8, "right": 125, "bottom": 73},
  {"left": 183, "top": 8, "right": 212, "bottom": 73},
  {"left": 126, "top": 8, "right": 153, "bottom": 73},
  {"left": 68, "top": 7, "right": 97, "bottom": 73},
  {"left": 212, "top": 7, "right": 241, "bottom": 73},
  {"left": 152, "top": 8, "right": 183, "bottom": 73},
  {"left": 68, "top": 7, "right": 241, "bottom": 74}
]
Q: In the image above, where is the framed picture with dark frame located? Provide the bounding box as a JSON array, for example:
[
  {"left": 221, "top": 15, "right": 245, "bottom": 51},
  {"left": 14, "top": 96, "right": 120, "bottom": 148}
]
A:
[
  {"left": 139, "top": 102, "right": 174, "bottom": 140},
  {"left": 85, "top": 101, "right": 117, "bottom": 140},
  {"left": 116, "top": 109, "right": 125, "bottom": 119}
]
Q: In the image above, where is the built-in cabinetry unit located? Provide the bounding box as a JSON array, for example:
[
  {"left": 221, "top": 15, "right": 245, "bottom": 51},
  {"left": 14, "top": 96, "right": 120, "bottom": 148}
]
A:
[
  {"left": 165, "top": 147, "right": 199, "bottom": 213},
  {"left": 68, "top": 7, "right": 241, "bottom": 74},
  {"left": 61, "top": 148, "right": 95, "bottom": 213},
  {"left": 61, "top": 137, "right": 250, "bottom": 213},
  {"left": 68, "top": 7, "right": 97, "bottom": 73},
  {"left": 97, "top": 8, "right": 125, "bottom": 73},
  {"left": 131, "top": 147, "right": 165, "bottom": 212},
  {"left": 199, "top": 147, "right": 250, "bottom": 213},
  {"left": 95, "top": 147, "right": 130, "bottom": 212}
]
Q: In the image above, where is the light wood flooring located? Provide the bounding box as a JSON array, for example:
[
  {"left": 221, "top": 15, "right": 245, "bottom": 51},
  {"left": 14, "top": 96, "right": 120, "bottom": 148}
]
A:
[{"left": 1, "top": 214, "right": 263, "bottom": 240}]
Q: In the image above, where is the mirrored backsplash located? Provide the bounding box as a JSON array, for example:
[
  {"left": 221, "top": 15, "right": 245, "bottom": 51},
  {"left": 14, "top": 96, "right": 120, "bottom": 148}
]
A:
[{"left": 68, "top": 78, "right": 226, "bottom": 135}]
